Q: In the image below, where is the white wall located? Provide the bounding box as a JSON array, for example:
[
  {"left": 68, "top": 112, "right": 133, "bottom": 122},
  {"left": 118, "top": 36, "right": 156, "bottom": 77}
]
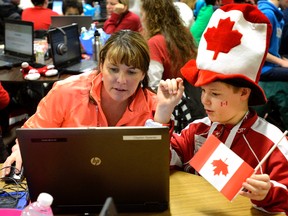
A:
[
  {"left": 129, "top": 0, "right": 140, "bottom": 17},
  {"left": 19, "top": 0, "right": 34, "bottom": 9}
]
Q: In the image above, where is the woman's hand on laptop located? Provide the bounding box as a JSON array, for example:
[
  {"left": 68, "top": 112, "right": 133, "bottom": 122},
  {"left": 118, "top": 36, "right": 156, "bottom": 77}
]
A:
[
  {"left": 2, "top": 143, "right": 23, "bottom": 177},
  {"left": 154, "top": 78, "right": 184, "bottom": 124}
]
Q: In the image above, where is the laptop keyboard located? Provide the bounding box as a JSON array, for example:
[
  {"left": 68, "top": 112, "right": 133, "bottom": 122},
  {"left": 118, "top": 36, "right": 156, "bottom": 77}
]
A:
[
  {"left": 66, "top": 60, "right": 97, "bottom": 72},
  {"left": 0, "top": 55, "right": 23, "bottom": 64}
]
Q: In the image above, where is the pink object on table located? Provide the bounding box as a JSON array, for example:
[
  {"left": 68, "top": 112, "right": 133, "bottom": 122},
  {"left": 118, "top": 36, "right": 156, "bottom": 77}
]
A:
[{"left": 0, "top": 208, "right": 22, "bottom": 216}]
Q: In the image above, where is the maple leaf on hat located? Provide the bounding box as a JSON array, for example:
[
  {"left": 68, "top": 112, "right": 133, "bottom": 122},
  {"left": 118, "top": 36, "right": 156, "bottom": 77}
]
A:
[
  {"left": 212, "top": 158, "right": 229, "bottom": 176},
  {"left": 204, "top": 17, "right": 243, "bottom": 60}
]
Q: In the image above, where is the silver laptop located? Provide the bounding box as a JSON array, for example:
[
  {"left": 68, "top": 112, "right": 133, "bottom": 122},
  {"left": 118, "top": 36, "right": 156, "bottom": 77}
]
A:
[
  {"left": 48, "top": 23, "right": 97, "bottom": 74},
  {"left": 0, "top": 19, "right": 34, "bottom": 67},
  {"left": 16, "top": 126, "right": 170, "bottom": 215},
  {"left": 50, "top": 15, "right": 93, "bottom": 33}
]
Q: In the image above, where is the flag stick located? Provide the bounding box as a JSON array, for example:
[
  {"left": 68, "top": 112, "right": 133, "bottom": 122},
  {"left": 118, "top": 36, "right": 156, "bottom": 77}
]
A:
[
  {"left": 240, "top": 130, "right": 288, "bottom": 194},
  {"left": 254, "top": 130, "right": 288, "bottom": 173}
]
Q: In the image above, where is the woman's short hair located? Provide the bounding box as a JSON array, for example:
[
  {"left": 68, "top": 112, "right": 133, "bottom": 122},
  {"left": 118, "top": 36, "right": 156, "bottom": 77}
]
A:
[{"left": 99, "top": 30, "right": 150, "bottom": 88}]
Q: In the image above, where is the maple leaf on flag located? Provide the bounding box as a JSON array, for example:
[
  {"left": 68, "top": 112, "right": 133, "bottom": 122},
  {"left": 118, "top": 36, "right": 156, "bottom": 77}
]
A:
[
  {"left": 204, "top": 18, "right": 242, "bottom": 60},
  {"left": 211, "top": 159, "right": 229, "bottom": 176}
]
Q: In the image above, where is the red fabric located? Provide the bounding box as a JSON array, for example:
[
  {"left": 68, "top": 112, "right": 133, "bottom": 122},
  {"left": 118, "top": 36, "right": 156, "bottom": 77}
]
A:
[
  {"left": 204, "top": 17, "right": 243, "bottom": 60},
  {"left": 0, "top": 83, "right": 10, "bottom": 110},
  {"left": 180, "top": 59, "right": 267, "bottom": 106},
  {"left": 103, "top": 11, "right": 142, "bottom": 34},
  {"left": 221, "top": 0, "right": 234, "bottom": 5},
  {"left": 148, "top": 34, "right": 175, "bottom": 79},
  {"left": 22, "top": 7, "right": 59, "bottom": 30}
]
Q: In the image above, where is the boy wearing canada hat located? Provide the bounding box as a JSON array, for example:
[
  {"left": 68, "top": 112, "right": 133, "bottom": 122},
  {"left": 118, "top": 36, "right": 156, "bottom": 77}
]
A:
[{"left": 155, "top": 3, "right": 288, "bottom": 214}]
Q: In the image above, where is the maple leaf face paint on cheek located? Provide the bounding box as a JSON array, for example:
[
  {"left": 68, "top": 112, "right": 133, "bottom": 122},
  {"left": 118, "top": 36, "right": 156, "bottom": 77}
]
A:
[{"left": 221, "top": 101, "right": 228, "bottom": 106}]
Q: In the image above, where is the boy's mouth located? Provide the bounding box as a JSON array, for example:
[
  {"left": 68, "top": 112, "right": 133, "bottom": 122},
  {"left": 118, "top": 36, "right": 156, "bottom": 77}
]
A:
[{"left": 205, "top": 109, "right": 213, "bottom": 114}]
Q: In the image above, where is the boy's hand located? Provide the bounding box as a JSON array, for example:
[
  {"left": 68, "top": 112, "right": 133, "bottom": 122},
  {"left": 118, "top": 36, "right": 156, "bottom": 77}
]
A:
[
  {"left": 239, "top": 174, "right": 271, "bottom": 201},
  {"left": 154, "top": 78, "right": 184, "bottom": 124}
]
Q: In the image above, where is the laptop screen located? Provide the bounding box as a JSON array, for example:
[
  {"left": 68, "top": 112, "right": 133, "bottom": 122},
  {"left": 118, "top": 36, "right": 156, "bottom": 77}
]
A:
[
  {"left": 52, "top": 0, "right": 63, "bottom": 15},
  {"left": 4, "top": 20, "right": 34, "bottom": 57},
  {"left": 16, "top": 126, "right": 170, "bottom": 214},
  {"left": 48, "top": 24, "right": 82, "bottom": 68}
]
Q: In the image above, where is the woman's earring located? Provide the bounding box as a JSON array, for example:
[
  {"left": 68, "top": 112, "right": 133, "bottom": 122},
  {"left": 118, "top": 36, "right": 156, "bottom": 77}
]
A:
[{"left": 140, "top": 82, "right": 143, "bottom": 88}]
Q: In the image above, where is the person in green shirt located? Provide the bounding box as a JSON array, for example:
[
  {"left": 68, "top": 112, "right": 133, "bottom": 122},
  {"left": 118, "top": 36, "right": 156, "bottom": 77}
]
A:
[{"left": 190, "top": 0, "right": 219, "bottom": 46}]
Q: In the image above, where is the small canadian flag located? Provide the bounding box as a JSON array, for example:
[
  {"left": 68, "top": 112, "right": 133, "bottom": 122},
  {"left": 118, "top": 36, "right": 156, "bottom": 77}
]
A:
[{"left": 190, "top": 134, "right": 254, "bottom": 201}]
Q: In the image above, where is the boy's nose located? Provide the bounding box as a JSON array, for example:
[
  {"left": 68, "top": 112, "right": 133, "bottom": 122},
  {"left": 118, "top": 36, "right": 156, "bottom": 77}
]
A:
[{"left": 201, "top": 93, "right": 210, "bottom": 105}]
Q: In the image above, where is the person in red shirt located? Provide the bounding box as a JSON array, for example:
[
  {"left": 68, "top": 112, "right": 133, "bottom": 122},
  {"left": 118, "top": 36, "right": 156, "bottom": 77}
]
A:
[
  {"left": 140, "top": 0, "right": 197, "bottom": 91},
  {"left": 0, "top": 82, "right": 10, "bottom": 163},
  {"left": 22, "top": 0, "right": 59, "bottom": 30},
  {"left": 0, "top": 82, "right": 9, "bottom": 111},
  {"left": 104, "top": 0, "right": 142, "bottom": 34},
  {"left": 140, "top": 0, "right": 203, "bottom": 133}
]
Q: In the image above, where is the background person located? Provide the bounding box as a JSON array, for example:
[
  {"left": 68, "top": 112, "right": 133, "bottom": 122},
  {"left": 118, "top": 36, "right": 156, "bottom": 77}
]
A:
[
  {"left": 140, "top": 0, "right": 197, "bottom": 90},
  {"left": 62, "top": 0, "right": 83, "bottom": 15},
  {"left": 103, "top": 0, "right": 142, "bottom": 34},
  {"left": 0, "top": 82, "right": 10, "bottom": 163},
  {"left": 0, "top": 0, "right": 22, "bottom": 43},
  {"left": 140, "top": 0, "right": 205, "bottom": 133},
  {"left": 254, "top": 0, "right": 288, "bottom": 131},
  {"left": 22, "top": 0, "right": 59, "bottom": 30},
  {"left": 190, "top": 0, "right": 220, "bottom": 46},
  {"left": 0, "top": 83, "right": 10, "bottom": 111}
]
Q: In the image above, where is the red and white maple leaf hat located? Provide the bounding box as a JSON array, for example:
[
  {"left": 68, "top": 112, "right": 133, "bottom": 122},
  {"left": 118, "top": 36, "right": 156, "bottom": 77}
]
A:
[{"left": 181, "top": 3, "right": 272, "bottom": 106}]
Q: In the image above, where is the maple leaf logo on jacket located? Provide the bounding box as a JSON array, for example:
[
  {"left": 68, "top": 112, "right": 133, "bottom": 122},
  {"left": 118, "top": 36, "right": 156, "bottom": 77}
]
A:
[
  {"left": 204, "top": 18, "right": 243, "bottom": 60},
  {"left": 211, "top": 158, "right": 229, "bottom": 176}
]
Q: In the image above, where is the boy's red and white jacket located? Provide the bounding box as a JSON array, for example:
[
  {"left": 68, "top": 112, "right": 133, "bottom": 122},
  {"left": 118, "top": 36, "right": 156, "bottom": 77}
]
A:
[{"left": 170, "top": 109, "right": 288, "bottom": 214}]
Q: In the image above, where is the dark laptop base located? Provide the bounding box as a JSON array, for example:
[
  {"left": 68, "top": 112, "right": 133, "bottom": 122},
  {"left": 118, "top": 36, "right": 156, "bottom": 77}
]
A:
[
  {"left": 58, "top": 59, "right": 97, "bottom": 75},
  {"left": 52, "top": 202, "right": 168, "bottom": 215},
  {"left": 0, "top": 53, "right": 34, "bottom": 67}
]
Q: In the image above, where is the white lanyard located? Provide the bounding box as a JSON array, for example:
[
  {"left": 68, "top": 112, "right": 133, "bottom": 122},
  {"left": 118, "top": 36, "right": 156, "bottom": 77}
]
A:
[{"left": 208, "top": 112, "right": 248, "bottom": 149}]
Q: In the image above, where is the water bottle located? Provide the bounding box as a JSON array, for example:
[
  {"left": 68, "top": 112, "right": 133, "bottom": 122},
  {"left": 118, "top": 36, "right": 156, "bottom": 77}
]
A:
[
  {"left": 93, "top": 29, "right": 101, "bottom": 61},
  {"left": 94, "top": 1, "right": 101, "bottom": 19},
  {"left": 83, "top": 3, "right": 96, "bottom": 16},
  {"left": 21, "top": 193, "right": 54, "bottom": 216}
]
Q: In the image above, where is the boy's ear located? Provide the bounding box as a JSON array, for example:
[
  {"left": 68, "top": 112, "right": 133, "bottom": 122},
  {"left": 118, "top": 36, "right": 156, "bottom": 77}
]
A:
[{"left": 240, "top": 88, "right": 251, "bottom": 100}]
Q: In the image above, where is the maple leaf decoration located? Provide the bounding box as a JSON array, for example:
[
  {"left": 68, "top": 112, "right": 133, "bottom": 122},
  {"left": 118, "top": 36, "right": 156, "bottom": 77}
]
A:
[
  {"left": 211, "top": 159, "right": 229, "bottom": 176},
  {"left": 204, "top": 17, "right": 243, "bottom": 60}
]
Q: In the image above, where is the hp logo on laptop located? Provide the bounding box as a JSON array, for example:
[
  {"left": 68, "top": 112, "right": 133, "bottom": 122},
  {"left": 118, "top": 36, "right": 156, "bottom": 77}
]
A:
[{"left": 91, "top": 157, "right": 102, "bottom": 166}]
